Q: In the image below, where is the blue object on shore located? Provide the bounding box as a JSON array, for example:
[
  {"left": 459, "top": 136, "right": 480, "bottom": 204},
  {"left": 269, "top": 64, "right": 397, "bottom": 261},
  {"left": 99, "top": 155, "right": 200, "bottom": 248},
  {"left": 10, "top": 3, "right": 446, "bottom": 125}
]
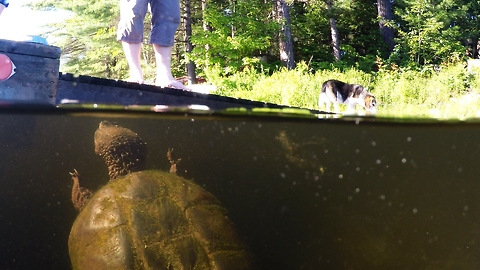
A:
[
  {"left": 28, "top": 35, "right": 49, "bottom": 45},
  {"left": 0, "top": 0, "right": 9, "bottom": 7}
]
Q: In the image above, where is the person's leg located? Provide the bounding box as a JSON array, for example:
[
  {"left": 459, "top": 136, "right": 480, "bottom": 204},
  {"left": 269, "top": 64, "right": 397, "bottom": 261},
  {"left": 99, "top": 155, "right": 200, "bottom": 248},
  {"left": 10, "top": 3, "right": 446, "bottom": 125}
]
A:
[
  {"left": 150, "top": 0, "right": 190, "bottom": 90},
  {"left": 122, "top": 42, "right": 144, "bottom": 83},
  {"left": 153, "top": 44, "right": 190, "bottom": 90},
  {"left": 117, "top": 0, "right": 148, "bottom": 83}
]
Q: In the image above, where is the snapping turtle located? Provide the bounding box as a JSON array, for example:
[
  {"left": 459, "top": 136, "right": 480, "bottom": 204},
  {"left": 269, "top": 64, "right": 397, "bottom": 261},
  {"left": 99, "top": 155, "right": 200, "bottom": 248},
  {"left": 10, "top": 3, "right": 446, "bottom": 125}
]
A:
[{"left": 68, "top": 121, "right": 252, "bottom": 269}]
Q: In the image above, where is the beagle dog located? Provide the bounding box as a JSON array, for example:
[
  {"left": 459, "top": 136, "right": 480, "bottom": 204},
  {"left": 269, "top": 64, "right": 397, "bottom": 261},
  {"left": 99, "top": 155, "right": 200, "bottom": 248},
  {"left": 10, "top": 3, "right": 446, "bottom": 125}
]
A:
[{"left": 318, "top": 79, "right": 377, "bottom": 114}]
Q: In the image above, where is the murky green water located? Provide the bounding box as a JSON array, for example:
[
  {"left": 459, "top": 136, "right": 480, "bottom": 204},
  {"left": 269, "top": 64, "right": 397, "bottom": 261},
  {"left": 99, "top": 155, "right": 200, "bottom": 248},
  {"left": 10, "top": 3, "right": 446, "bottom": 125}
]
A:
[{"left": 2, "top": 105, "right": 480, "bottom": 269}]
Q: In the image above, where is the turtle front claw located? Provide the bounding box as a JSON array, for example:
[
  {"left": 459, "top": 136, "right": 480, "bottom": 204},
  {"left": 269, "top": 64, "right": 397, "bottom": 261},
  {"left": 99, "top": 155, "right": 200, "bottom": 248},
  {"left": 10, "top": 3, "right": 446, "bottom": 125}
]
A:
[
  {"left": 70, "top": 169, "right": 92, "bottom": 211},
  {"left": 70, "top": 168, "right": 79, "bottom": 179},
  {"left": 167, "top": 148, "right": 182, "bottom": 174}
]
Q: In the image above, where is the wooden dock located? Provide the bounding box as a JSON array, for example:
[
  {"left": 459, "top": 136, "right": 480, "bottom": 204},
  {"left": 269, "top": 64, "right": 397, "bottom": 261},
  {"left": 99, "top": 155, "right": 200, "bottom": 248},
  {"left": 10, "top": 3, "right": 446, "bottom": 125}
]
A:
[
  {"left": 0, "top": 39, "right": 60, "bottom": 104},
  {"left": 56, "top": 73, "right": 289, "bottom": 110}
]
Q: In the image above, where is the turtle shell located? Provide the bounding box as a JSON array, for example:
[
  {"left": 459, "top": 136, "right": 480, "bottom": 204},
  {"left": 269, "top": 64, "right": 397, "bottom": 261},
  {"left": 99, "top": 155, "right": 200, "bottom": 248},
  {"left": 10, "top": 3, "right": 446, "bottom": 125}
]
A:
[{"left": 68, "top": 170, "right": 251, "bottom": 269}]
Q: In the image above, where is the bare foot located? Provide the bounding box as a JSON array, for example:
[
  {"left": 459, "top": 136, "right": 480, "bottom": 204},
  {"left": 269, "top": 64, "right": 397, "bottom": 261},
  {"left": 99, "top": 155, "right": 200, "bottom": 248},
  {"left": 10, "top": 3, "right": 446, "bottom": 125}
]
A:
[
  {"left": 156, "top": 79, "right": 192, "bottom": 91},
  {"left": 127, "top": 76, "right": 144, "bottom": 84}
]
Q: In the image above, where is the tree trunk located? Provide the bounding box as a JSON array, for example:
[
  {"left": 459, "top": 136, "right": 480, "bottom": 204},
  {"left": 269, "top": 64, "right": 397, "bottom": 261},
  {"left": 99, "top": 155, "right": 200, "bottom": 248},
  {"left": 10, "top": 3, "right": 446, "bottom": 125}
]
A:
[
  {"left": 183, "top": 0, "right": 197, "bottom": 84},
  {"left": 326, "top": 0, "right": 341, "bottom": 61},
  {"left": 473, "top": 38, "right": 479, "bottom": 59},
  {"left": 277, "top": 0, "right": 295, "bottom": 69},
  {"left": 377, "top": 0, "right": 395, "bottom": 56},
  {"left": 201, "top": 0, "right": 211, "bottom": 69}
]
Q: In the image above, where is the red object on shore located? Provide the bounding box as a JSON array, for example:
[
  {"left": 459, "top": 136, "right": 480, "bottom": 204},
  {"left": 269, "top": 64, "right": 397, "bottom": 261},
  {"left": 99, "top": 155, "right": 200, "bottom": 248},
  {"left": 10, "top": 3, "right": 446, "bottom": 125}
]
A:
[{"left": 0, "top": 54, "right": 16, "bottom": 81}]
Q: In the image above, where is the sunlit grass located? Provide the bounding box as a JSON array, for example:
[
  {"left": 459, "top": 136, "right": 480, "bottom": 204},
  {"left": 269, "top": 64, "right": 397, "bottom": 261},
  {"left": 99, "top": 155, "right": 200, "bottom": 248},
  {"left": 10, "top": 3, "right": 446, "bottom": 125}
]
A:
[{"left": 208, "top": 61, "right": 480, "bottom": 120}]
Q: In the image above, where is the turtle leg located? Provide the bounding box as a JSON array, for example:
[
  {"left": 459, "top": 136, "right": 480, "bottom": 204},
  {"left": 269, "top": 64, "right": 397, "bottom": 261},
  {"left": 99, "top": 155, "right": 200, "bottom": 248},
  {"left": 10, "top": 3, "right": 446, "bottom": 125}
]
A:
[
  {"left": 70, "top": 169, "right": 93, "bottom": 211},
  {"left": 167, "top": 148, "right": 182, "bottom": 174}
]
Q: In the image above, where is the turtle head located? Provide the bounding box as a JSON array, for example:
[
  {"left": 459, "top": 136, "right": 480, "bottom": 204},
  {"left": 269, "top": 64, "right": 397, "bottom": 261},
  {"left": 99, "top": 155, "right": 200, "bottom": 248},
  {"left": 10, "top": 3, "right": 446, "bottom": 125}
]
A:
[{"left": 94, "top": 121, "right": 147, "bottom": 181}]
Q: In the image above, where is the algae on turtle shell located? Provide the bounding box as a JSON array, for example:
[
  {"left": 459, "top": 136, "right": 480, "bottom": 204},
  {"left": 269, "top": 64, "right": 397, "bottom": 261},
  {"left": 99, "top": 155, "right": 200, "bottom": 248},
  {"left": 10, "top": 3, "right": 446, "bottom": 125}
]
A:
[{"left": 68, "top": 121, "right": 252, "bottom": 269}]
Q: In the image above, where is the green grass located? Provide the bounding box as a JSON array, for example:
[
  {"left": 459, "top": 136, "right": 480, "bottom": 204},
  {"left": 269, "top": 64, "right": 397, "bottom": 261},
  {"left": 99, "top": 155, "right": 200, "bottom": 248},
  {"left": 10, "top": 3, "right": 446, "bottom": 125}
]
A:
[{"left": 206, "top": 62, "right": 480, "bottom": 119}]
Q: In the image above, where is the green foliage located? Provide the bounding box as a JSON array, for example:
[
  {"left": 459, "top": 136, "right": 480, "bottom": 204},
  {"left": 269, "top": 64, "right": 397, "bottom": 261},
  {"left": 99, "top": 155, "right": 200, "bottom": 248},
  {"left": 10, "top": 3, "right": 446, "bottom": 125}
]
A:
[
  {"left": 457, "top": 0, "right": 480, "bottom": 47},
  {"left": 336, "top": 0, "right": 382, "bottom": 55},
  {"left": 290, "top": 1, "right": 333, "bottom": 63},
  {"left": 190, "top": 0, "right": 276, "bottom": 73},
  {"left": 249, "top": 63, "right": 318, "bottom": 107},
  {"left": 393, "top": 0, "right": 466, "bottom": 66},
  {"left": 212, "top": 61, "right": 480, "bottom": 119},
  {"left": 290, "top": 0, "right": 384, "bottom": 69},
  {"left": 204, "top": 63, "right": 268, "bottom": 97}
]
